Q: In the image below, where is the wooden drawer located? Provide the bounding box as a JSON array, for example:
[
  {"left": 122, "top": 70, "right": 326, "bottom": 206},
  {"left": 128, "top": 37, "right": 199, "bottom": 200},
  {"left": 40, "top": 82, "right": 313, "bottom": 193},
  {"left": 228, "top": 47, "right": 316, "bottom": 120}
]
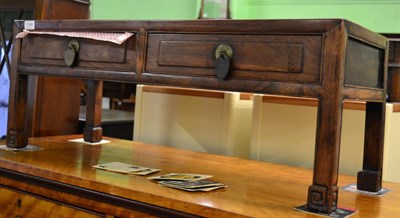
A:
[
  {"left": 145, "top": 33, "right": 322, "bottom": 84},
  {"left": 21, "top": 34, "right": 137, "bottom": 72},
  {"left": 0, "top": 187, "right": 104, "bottom": 218}
]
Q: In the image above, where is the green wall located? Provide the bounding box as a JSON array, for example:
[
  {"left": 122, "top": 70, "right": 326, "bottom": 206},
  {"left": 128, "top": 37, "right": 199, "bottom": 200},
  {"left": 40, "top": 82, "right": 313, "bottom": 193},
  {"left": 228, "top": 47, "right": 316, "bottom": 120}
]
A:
[
  {"left": 231, "top": 0, "right": 400, "bottom": 33},
  {"left": 91, "top": 0, "right": 201, "bottom": 20},
  {"left": 91, "top": 0, "right": 400, "bottom": 33}
]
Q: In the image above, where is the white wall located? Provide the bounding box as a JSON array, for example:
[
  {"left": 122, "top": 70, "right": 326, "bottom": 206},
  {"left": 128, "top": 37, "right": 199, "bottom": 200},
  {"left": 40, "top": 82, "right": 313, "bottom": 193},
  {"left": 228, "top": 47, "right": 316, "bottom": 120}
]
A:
[{"left": 133, "top": 85, "right": 253, "bottom": 158}]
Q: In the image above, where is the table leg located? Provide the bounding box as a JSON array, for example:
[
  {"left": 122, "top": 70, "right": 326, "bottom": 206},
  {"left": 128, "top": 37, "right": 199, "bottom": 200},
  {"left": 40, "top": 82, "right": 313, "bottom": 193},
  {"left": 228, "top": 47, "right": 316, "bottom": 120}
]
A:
[
  {"left": 6, "top": 74, "right": 29, "bottom": 148},
  {"left": 357, "top": 101, "right": 385, "bottom": 192},
  {"left": 83, "top": 80, "right": 103, "bottom": 143},
  {"left": 307, "top": 97, "right": 343, "bottom": 213}
]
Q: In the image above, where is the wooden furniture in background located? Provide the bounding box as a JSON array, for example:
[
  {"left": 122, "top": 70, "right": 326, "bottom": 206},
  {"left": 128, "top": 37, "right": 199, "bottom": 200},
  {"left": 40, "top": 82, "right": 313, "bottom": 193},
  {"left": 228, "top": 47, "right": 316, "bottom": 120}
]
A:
[
  {"left": 78, "top": 105, "right": 134, "bottom": 140},
  {"left": 385, "top": 34, "right": 400, "bottom": 104},
  {"left": 1, "top": 135, "right": 399, "bottom": 217},
  {"left": 29, "top": 0, "right": 90, "bottom": 137},
  {"left": 6, "top": 19, "right": 388, "bottom": 214},
  {"left": 0, "top": 0, "right": 89, "bottom": 138},
  {"left": 102, "top": 81, "right": 136, "bottom": 111},
  {"left": 1, "top": 0, "right": 33, "bottom": 75},
  {"left": 0, "top": 1, "right": 35, "bottom": 138}
]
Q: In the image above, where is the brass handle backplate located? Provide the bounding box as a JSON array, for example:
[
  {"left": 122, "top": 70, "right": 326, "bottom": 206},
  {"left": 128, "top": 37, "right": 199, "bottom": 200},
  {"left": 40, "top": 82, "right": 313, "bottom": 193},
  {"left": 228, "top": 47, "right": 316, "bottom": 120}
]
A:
[
  {"left": 215, "top": 44, "right": 233, "bottom": 80},
  {"left": 64, "top": 39, "right": 80, "bottom": 67}
]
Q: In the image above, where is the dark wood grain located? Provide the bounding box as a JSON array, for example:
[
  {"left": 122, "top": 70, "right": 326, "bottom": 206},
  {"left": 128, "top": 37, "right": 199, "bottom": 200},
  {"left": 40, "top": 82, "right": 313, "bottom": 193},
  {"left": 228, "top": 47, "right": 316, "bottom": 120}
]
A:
[
  {"left": 307, "top": 23, "right": 346, "bottom": 213},
  {"left": 357, "top": 102, "right": 386, "bottom": 192},
  {"left": 344, "top": 20, "right": 387, "bottom": 49},
  {"left": 83, "top": 80, "right": 103, "bottom": 143},
  {"left": 5, "top": 23, "right": 27, "bottom": 148},
  {"left": 146, "top": 34, "right": 321, "bottom": 83},
  {"left": 0, "top": 0, "right": 35, "bottom": 10},
  {"left": 34, "top": 0, "right": 89, "bottom": 19},
  {"left": 21, "top": 35, "right": 137, "bottom": 72},
  {"left": 17, "top": 65, "right": 138, "bottom": 82},
  {"left": 6, "top": 19, "right": 388, "bottom": 214},
  {"left": 23, "top": 19, "right": 341, "bottom": 33}
]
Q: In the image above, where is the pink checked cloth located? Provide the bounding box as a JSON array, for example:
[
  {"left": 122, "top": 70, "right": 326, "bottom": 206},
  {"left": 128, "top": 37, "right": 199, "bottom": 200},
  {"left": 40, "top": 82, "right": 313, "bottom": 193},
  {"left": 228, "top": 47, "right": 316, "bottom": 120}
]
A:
[{"left": 16, "top": 31, "right": 134, "bottom": 45}]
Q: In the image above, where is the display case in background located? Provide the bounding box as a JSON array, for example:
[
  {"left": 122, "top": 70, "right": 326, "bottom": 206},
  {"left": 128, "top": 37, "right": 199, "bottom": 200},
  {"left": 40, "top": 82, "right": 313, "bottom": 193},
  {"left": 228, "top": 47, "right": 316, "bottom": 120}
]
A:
[
  {"left": 385, "top": 34, "right": 400, "bottom": 103},
  {"left": 0, "top": 41, "right": 10, "bottom": 138},
  {"left": 0, "top": 0, "right": 90, "bottom": 138},
  {"left": 0, "top": 0, "right": 34, "bottom": 138}
]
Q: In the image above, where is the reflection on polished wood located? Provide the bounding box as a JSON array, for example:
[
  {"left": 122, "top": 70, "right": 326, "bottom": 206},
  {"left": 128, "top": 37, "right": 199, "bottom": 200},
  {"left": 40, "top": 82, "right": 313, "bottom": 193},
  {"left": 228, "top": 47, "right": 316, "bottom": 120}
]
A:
[{"left": 0, "top": 135, "right": 399, "bottom": 217}]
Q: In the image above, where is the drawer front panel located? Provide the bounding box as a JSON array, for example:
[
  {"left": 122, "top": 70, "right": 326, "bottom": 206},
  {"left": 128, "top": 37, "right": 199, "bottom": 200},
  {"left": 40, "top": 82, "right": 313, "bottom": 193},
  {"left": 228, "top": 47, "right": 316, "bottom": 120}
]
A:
[
  {"left": 21, "top": 34, "right": 136, "bottom": 72},
  {"left": 146, "top": 34, "right": 322, "bottom": 83},
  {"left": 0, "top": 187, "right": 103, "bottom": 218}
]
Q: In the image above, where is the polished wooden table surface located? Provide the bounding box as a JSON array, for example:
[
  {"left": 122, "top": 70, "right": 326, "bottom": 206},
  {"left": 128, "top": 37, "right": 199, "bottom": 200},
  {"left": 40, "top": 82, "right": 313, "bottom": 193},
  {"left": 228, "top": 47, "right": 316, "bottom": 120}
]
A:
[{"left": 0, "top": 135, "right": 399, "bottom": 217}]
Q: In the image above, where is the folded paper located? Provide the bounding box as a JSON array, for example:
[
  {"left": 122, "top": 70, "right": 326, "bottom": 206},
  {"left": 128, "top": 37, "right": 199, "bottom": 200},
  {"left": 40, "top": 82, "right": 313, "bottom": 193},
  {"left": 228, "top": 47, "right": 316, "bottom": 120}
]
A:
[{"left": 16, "top": 31, "right": 134, "bottom": 45}]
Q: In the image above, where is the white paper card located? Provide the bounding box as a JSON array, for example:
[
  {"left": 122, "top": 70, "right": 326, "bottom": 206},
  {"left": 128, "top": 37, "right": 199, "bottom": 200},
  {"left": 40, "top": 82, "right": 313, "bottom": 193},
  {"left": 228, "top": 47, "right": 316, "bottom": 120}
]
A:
[
  {"left": 68, "top": 138, "right": 110, "bottom": 145},
  {"left": 24, "top": 21, "right": 35, "bottom": 30},
  {"left": 93, "top": 162, "right": 160, "bottom": 175}
]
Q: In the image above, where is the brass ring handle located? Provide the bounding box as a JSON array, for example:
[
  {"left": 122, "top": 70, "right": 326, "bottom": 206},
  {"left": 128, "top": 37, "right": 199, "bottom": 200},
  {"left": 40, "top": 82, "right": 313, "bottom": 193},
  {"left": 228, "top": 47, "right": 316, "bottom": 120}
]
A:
[
  {"left": 64, "top": 39, "right": 80, "bottom": 67},
  {"left": 214, "top": 44, "right": 233, "bottom": 80},
  {"left": 215, "top": 44, "right": 233, "bottom": 60}
]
